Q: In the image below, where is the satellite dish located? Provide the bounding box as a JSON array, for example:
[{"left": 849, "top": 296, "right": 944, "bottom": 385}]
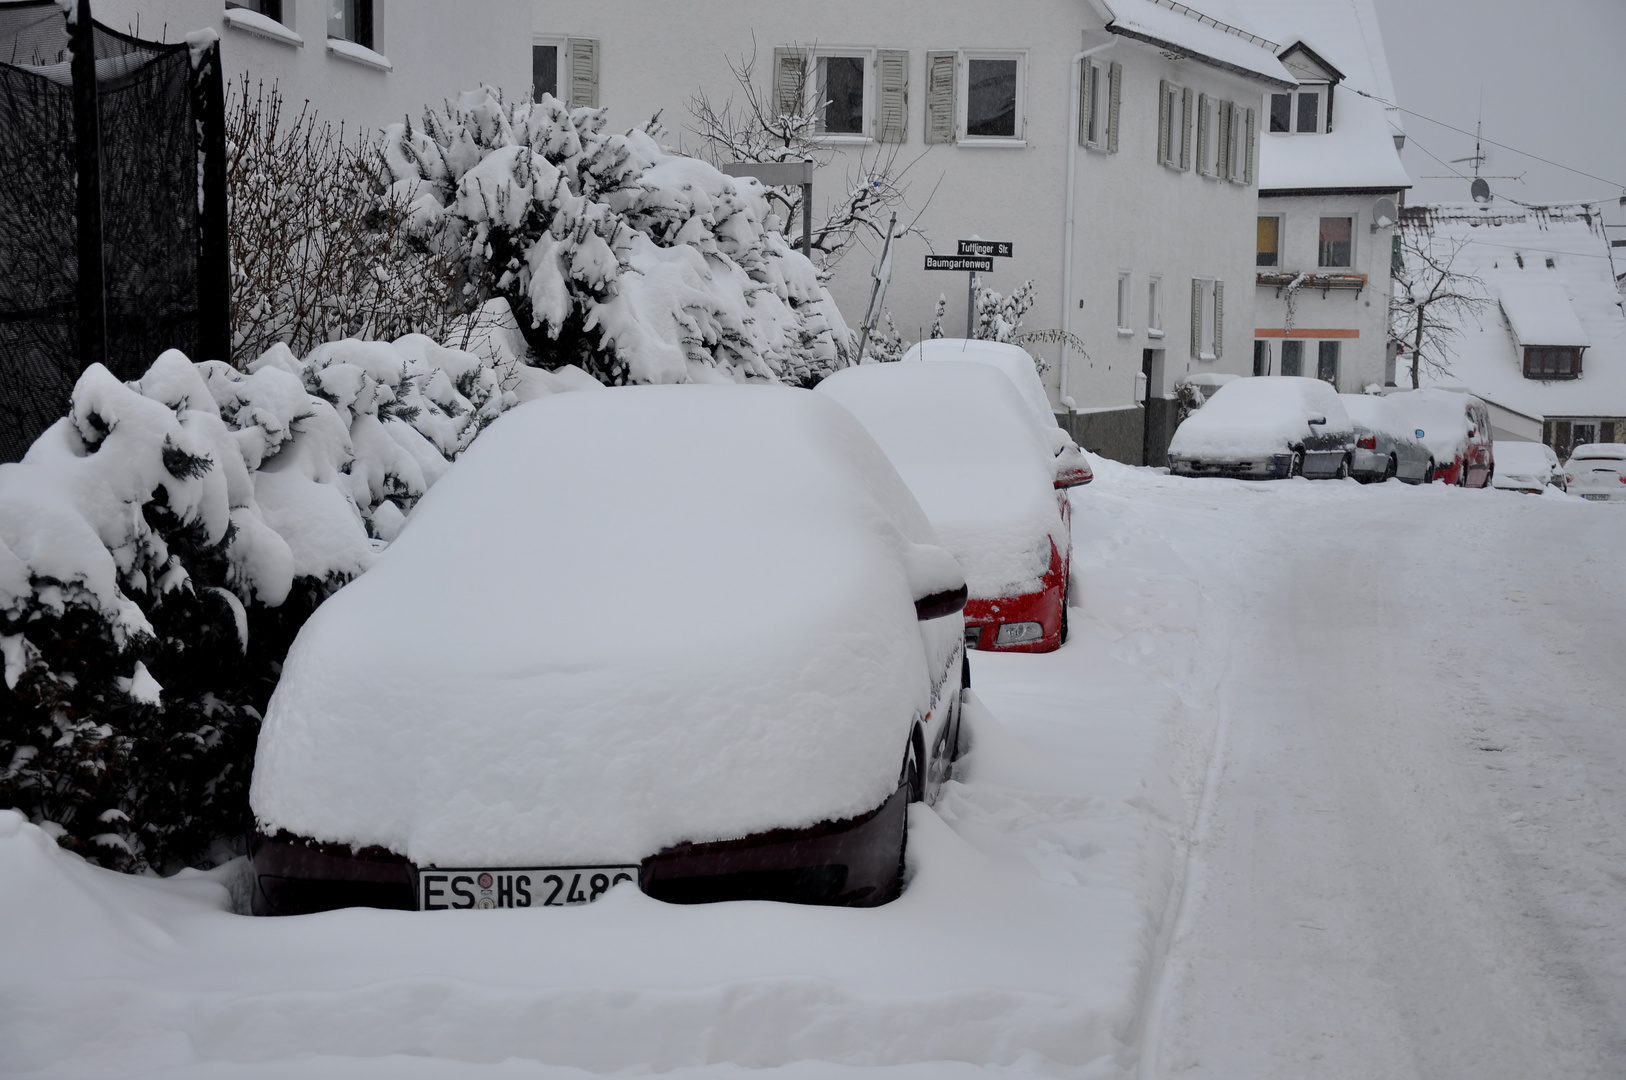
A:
[
  {"left": 1371, "top": 196, "right": 1398, "bottom": 229},
  {"left": 1471, "top": 177, "right": 1491, "bottom": 203}
]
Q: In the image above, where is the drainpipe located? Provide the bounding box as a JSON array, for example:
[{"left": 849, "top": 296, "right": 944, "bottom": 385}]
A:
[{"left": 1059, "top": 38, "right": 1117, "bottom": 412}]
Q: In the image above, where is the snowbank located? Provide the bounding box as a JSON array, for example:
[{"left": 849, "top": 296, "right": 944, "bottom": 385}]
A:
[
  {"left": 1169, "top": 376, "right": 1352, "bottom": 458},
  {"left": 817, "top": 363, "right": 1063, "bottom": 598},
  {"left": 251, "top": 386, "right": 951, "bottom": 867}
]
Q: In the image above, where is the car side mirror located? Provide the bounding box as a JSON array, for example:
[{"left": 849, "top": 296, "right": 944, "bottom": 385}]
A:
[
  {"left": 1415, "top": 429, "right": 1426, "bottom": 438},
  {"left": 1467, "top": 428, "right": 1476, "bottom": 438},
  {"left": 1308, "top": 416, "right": 1327, "bottom": 426},
  {"left": 906, "top": 544, "right": 968, "bottom": 621}
]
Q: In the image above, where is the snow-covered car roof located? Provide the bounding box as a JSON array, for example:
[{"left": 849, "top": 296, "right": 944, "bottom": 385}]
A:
[
  {"left": 1378, "top": 388, "right": 1484, "bottom": 464},
  {"left": 901, "top": 339, "right": 1056, "bottom": 434},
  {"left": 1169, "top": 376, "right": 1352, "bottom": 458},
  {"left": 1491, "top": 441, "right": 1558, "bottom": 488},
  {"left": 817, "top": 362, "right": 1063, "bottom": 599},
  {"left": 1567, "top": 443, "right": 1626, "bottom": 462},
  {"left": 250, "top": 385, "right": 952, "bottom": 868}
]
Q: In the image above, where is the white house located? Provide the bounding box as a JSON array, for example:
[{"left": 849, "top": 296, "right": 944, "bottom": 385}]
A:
[
  {"left": 1228, "top": 0, "right": 1410, "bottom": 392},
  {"left": 532, "top": 0, "right": 1295, "bottom": 461},
  {"left": 1400, "top": 202, "right": 1626, "bottom": 456},
  {"left": 86, "top": 0, "right": 529, "bottom": 133}
]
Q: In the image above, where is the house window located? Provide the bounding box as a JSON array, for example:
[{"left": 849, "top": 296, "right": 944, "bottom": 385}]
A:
[
  {"left": 1270, "top": 85, "right": 1327, "bottom": 134},
  {"left": 533, "top": 42, "right": 560, "bottom": 101},
  {"left": 1158, "top": 81, "right": 1186, "bottom": 167},
  {"left": 816, "top": 53, "right": 868, "bottom": 135},
  {"left": 1197, "top": 94, "right": 1219, "bottom": 176},
  {"left": 227, "top": 0, "right": 283, "bottom": 22},
  {"left": 1117, "top": 273, "right": 1132, "bottom": 332},
  {"left": 1253, "top": 339, "right": 1271, "bottom": 376},
  {"left": 1317, "top": 341, "right": 1340, "bottom": 385},
  {"left": 1084, "top": 60, "right": 1104, "bottom": 145},
  {"left": 1257, "top": 216, "right": 1281, "bottom": 266},
  {"left": 1318, "top": 217, "right": 1353, "bottom": 268},
  {"left": 328, "top": 0, "right": 373, "bottom": 49},
  {"left": 964, "top": 54, "right": 1022, "bottom": 139},
  {"left": 1281, "top": 339, "right": 1303, "bottom": 376},
  {"left": 1148, "top": 276, "right": 1163, "bottom": 335},
  {"left": 1524, "top": 346, "right": 1583, "bottom": 380},
  {"left": 1190, "top": 278, "right": 1222, "bottom": 361}
]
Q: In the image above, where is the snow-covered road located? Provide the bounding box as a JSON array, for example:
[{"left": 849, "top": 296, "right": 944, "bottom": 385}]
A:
[
  {"left": 1144, "top": 477, "right": 1626, "bottom": 1079},
  {"left": 3, "top": 463, "right": 1623, "bottom": 1078}
]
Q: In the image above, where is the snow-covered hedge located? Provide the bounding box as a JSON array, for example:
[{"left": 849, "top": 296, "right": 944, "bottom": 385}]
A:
[
  {"left": 0, "top": 313, "right": 577, "bottom": 870},
  {"left": 382, "top": 89, "right": 852, "bottom": 386}
]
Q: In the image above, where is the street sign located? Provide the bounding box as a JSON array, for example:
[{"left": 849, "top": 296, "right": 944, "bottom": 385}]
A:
[
  {"left": 957, "top": 239, "right": 1013, "bottom": 258},
  {"left": 925, "top": 254, "right": 994, "bottom": 272}
]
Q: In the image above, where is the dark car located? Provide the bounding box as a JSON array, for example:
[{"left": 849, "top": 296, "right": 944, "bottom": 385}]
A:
[{"left": 1167, "top": 376, "right": 1356, "bottom": 480}]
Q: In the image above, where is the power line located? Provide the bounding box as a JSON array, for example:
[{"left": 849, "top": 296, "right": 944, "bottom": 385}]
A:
[{"left": 1351, "top": 87, "right": 1626, "bottom": 191}]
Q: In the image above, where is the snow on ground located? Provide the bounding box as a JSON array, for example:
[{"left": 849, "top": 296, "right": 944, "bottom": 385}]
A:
[{"left": 4, "top": 460, "right": 1625, "bottom": 1078}]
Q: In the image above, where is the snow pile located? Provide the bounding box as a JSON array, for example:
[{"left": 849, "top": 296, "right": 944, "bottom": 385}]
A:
[
  {"left": 380, "top": 88, "right": 852, "bottom": 388},
  {"left": 1169, "top": 375, "right": 1353, "bottom": 458},
  {"left": 1380, "top": 387, "right": 1478, "bottom": 465},
  {"left": 817, "top": 363, "right": 1063, "bottom": 598},
  {"left": 252, "top": 386, "right": 952, "bottom": 867}
]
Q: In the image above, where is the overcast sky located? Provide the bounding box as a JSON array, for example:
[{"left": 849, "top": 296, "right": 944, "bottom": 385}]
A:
[{"left": 1370, "top": 0, "right": 1626, "bottom": 224}]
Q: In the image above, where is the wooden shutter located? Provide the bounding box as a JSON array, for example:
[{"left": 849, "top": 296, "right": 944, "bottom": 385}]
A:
[
  {"left": 1195, "top": 93, "right": 1209, "bottom": 174},
  {"left": 1157, "top": 80, "right": 1171, "bottom": 165},
  {"left": 1190, "top": 279, "right": 1203, "bottom": 358},
  {"left": 1213, "top": 280, "right": 1224, "bottom": 358},
  {"left": 925, "top": 51, "right": 957, "bottom": 144},
  {"left": 1179, "top": 87, "right": 1194, "bottom": 171},
  {"left": 567, "top": 38, "right": 599, "bottom": 108},
  {"left": 773, "top": 48, "right": 806, "bottom": 119},
  {"left": 876, "top": 50, "right": 909, "bottom": 143},
  {"left": 1078, "top": 59, "right": 1092, "bottom": 146},
  {"left": 1243, "top": 107, "right": 1257, "bottom": 185},
  {"left": 1107, "top": 61, "right": 1122, "bottom": 153},
  {"left": 1216, "top": 101, "right": 1231, "bottom": 179}
]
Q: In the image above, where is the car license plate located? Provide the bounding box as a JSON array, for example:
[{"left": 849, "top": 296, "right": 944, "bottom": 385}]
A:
[
  {"left": 1582, "top": 493, "right": 1610, "bottom": 501},
  {"left": 418, "top": 866, "right": 638, "bottom": 910}
]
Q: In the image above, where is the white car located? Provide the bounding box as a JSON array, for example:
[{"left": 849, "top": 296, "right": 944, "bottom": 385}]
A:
[
  {"left": 902, "top": 339, "right": 1093, "bottom": 487},
  {"left": 1491, "top": 441, "right": 1564, "bottom": 494},
  {"left": 249, "top": 385, "right": 968, "bottom": 914},
  {"left": 1168, "top": 376, "right": 1356, "bottom": 480},
  {"left": 1564, "top": 443, "right": 1626, "bottom": 501}
]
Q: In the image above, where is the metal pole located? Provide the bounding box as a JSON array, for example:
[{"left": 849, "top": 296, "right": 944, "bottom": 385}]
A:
[
  {"left": 801, "top": 180, "right": 812, "bottom": 260},
  {"left": 193, "top": 37, "right": 231, "bottom": 364},
  {"left": 966, "top": 272, "right": 977, "bottom": 338},
  {"left": 69, "top": 0, "right": 106, "bottom": 374}
]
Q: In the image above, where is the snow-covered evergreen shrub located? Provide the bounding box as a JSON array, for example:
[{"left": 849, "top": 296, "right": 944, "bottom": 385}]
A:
[
  {"left": 0, "top": 319, "right": 554, "bottom": 871},
  {"left": 381, "top": 88, "right": 852, "bottom": 387}
]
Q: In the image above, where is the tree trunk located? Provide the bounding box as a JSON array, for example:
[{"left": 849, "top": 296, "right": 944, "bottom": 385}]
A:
[{"left": 1411, "top": 312, "right": 1425, "bottom": 389}]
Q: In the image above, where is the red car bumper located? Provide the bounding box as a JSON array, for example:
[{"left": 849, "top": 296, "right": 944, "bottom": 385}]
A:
[{"left": 963, "top": 538, "right": 1069, "bottom": 654}]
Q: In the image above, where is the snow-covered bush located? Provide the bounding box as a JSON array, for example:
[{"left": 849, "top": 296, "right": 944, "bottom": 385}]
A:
[
  {"left": 381, "top": 88, "right": 852, "bottom": 386},
  {"left": 0, "top": 319, "right": 559, "bottom": 871}
]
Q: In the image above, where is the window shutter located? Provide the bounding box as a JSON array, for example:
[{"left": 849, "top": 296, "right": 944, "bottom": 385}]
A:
[
  {"left": 1216, "top": 101, "right": 1231, "bottom": 179},
  {"left": 1157, "top": 80, "right": 1171, "bottom": 165},
  {"left": 1213, "top": 280, "right": 1224, "bottom": 358},
  {"left": 1078, "top": 59, "right": 1092, "bottom": 146},
  {"left": 1195, "top": 93, "right": 1209, "bottom": 173},
  {"left": 925, "top": 51, "right": 957, "bottom": 144},
  {"left": 1107, "top": 61, "right": 1122, "bottom": 153},
  {"left": 773, "top": 47, "right": 806, "bottom": 119},
  {"left": 1243, "top": 107, "right": 1257, "bottom": 185},
  {"left": 1190, "top": 279, "right": 1202, "bottom": 358},
  {"left": 1179, "top": 87, "right": 1194, "bottom": 171},
  {"left": 876, "top": 50, "right": 909, "bottom": 143},
  {"left": 566, "top": 38, "right": 599, "bottom": 108}
]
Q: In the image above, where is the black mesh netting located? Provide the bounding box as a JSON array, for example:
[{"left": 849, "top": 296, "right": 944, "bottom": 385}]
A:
[{"left": 1, "top": 1, "right": 224, "bottom": 463}]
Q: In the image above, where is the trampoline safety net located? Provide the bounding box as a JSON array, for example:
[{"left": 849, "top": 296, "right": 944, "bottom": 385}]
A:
[{"left": 0, "top": 0, "right": 228, "bottom": 463}]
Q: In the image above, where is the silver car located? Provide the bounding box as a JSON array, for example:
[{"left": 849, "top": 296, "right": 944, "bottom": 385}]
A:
[{"left": 1340, "top": 394, "right": 1433, "bottom": 484}]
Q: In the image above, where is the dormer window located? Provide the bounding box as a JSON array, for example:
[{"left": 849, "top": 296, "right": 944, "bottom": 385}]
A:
[{"left": 1269, "top": 83, "right": 1327, "bottom": 134}]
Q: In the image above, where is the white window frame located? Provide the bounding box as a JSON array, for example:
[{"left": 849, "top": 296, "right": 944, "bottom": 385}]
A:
[
  {"left": 1197, "top": 94, "right": 1219, "bottom": 177},
  {"left": 1117, "top": 272, "right": 1134, "bottom": 335},
  {"left": 958, "top": 49, "right": 1027, "bottom": 145},
  {"left": 1083, "top": 58, "right": 1108, "bottom": 149},
  {"left": 1257, "top": 213, "right": 1283, "bottom": 268},
  {"left": 1159, "top": 81, "right": 1186, "bottom": 168},
  {"left": 810, "top": 48, "right": 876, "bottom": 143},
  {"left": 1193, "top": 278, "right": 1219, "bottom": 361},
  {"left": 531, "top": 35, "right": 567, "bottom": 102},
  {"left": 1148, "top": 276, "right": 1164, "bottom": 338},
  {"left": 1269, "top": 83, "right": 1328, "bottom": 135},
  {"left": 1317, "top": 214, "right": 1356, "bottom": 269}
]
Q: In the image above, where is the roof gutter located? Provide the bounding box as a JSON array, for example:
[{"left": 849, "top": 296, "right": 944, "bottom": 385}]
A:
[{"left": 1059, "top": 38, "right": 1118, "bottom": 413}]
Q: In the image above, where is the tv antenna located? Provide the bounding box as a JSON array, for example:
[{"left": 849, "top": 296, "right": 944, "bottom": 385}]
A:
[{"left": 1443, "top": 106, "right": 1520, "bottom": 202}]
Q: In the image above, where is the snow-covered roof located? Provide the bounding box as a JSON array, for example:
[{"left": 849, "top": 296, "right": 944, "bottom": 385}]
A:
[
  {"left": 1499, "top": 282, "right": 1590, "bottom": 348},
  {"left": 1100, "top": 0, "right": 1296, "bottom": 88},
  {"left": 1227, "top": 0, "right": 1397, "bottom": 102},
  {"left": 1402, "top": 203, "right": 1626, "bottom": 419}
]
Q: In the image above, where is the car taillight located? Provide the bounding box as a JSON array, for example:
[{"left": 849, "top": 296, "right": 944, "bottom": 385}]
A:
[
  {"left": 1618, "top": 475, "right": 1626, "bottom": 484},
  {"left": 1356, "top": 436, "right": 1376, "bottom": 450},
  {"left": 1565, "top": 475, "right": 1574, "bottom": 485}
]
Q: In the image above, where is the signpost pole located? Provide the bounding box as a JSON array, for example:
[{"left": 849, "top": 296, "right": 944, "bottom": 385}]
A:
[{"left": 966, "top": 272, "right": 976, "bottom": 338}]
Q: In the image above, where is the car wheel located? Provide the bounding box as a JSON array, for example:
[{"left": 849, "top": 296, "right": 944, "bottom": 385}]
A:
[
  {"left": 1386, "top": 454, "right": 1398, "bottom": 481},
  {"left": 902, "top": 726, "right": 925, "bottom": 804},
  {"left": 1484, "top": 463, "right": 1494, "bottom": 488},
  {"left": 1424, "top": 459, "right": 1436, "bottom": 483},
  {"left": 961, "top": 649, "right": 972, "bottom": 691},
  {"left": 1457, "top": 462, "right": 1468, "bottom": 487},
  {"left": 1334, "top": 455, "right": 1350, "bottom": 481},
  {"left": 1059, "top": 586, "right": 1070, "bottom": 645},
  {"left": 1289, "top": 449, "right": 1303, "bottom": 478}
]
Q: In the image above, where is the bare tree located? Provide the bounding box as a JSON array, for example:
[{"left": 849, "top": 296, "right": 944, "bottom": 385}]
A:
[
  {"left": 686, "top": 39, "right": 937, "bottom": 274},
  {"left": 1391, "top": 226, "right": 1488, "bottom": 389}
]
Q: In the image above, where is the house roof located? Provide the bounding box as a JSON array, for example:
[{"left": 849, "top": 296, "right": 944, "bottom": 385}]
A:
[
  {"left": 1099, "top": 0, "right": 1297, "bottom": 88},
  {"left": 1402, "top": 203, "right": 1626, "bottom": 419},
  {"left": 1225, "top": 0, "right": 1398, "bottom": 102}
]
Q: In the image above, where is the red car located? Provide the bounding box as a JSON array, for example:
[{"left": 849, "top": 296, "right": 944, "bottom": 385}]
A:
[
  {"left": 1383, "top": 389, "right": 1495, "bottom": 487},
  {"left": 818, "top": 361, "right": 1081, "bottom": 653}
]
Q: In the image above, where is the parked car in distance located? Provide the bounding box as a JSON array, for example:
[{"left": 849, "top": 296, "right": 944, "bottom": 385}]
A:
[
  {"left": 249, "top": 385, "right": 969, "bottom": 915},
  {"left": 1491, "top": 441, "right": 1565, "bottom": 494},
  {"left": 1167, "top": 376, "right": 1355, "bottom": 480},
  {"left": 1339, "top": 393, "right": 1432, "bottom": 483},
  {"left": 1563, "top": 443, "right": 1626, "bottom": 501},
  {"left": 1381, "top": 388, "right": 1494, "bottom": 487},
  {"left": 818, "top": 361, "right": 1075, "bottom": 654}
]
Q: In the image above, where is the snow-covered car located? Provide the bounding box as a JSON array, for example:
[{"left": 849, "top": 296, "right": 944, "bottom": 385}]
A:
[
  {"left": 902, "top": 338, "right": 1093, "bottom": 488},
  {"left": 1339, "top": 393, "right": 1432, "bottom": 483},
  {"left": 1491, "top": 441, "right": 1565, "bottom": 494},
  {"left": 1167, "top": 376, "right": 1355, "bottom": 480},
  {"left": 248, "top": 386, "right": 969, "bottom": 915},
  {"left": 817, "top": 361, "right": 1073, "bottom": 654},
  {"left": 1380, "top": 388, "right": 1494, "bottom": 487},
  {"left": 1563, "top": 443, "right": 1626, "bottom": 501}
]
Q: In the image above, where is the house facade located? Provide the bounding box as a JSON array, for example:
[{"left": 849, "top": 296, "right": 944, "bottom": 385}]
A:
[
  {"left": 1399, "top": 202, "right": 1626, "bottom": 456},
  {"left": 87, "top": 0, "right": 530, "bottom": 133},
  {"left": 1230, "top": 0, "right": 1411, "bottom": 393},
  {"left": 532, "top": 0, "right": 1295, "bottom": 462}
]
